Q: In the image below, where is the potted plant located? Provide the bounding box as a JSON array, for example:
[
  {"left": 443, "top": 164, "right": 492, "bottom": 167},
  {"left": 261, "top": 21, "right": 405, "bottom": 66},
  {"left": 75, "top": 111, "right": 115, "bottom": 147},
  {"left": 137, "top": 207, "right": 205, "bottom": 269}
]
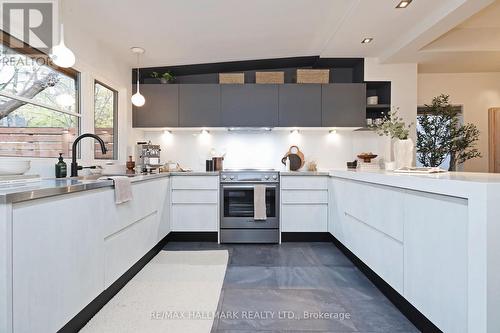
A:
[
  {"left": 150, "top": 71, "right": 175, "bottom": 84},
  {"left": 417, "top": 94, "right": 481, "bottom": 171},
  {"left": 371, "top": 107, "right": 414, "bottom": 169}
]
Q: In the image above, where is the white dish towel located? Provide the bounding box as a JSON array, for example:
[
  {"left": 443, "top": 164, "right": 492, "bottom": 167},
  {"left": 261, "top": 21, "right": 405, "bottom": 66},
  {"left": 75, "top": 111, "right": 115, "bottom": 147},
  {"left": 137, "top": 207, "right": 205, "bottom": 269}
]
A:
[
  {"left": 106, "top": 176, "right": 133, "bottom": 204},
  {"left": 254, "top": 184, "right": 267, "bottom": 221}
]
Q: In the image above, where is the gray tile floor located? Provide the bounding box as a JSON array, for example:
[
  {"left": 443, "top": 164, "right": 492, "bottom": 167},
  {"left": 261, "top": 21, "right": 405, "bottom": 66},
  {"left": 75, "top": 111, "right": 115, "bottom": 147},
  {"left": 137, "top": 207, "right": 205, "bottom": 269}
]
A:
[{"left": 163, "top": 242, "right": 419, "bottom": 333}]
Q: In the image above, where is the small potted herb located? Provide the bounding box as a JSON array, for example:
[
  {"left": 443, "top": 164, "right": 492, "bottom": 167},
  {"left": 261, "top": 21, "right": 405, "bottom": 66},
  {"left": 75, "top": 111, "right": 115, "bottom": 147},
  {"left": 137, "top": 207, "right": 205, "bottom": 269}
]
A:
[{"left": 150, "top": 71, "right": 175, "bottom": 84}]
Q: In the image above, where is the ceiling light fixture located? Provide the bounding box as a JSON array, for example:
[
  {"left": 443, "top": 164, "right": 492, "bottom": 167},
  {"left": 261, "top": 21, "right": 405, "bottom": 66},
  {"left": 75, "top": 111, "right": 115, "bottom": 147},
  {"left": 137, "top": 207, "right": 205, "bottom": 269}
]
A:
[
  {"left": 361, "top": 38, "right": 373, "bottom": 44},
  {"left": 131, "top": 47, "right": 145, "bottom": 107},
  {"left": 50, "top": 0, "right": 75, "bottom": 68},
  {"left": 396, "top": 0, "right": 412, "bottom": 9}
]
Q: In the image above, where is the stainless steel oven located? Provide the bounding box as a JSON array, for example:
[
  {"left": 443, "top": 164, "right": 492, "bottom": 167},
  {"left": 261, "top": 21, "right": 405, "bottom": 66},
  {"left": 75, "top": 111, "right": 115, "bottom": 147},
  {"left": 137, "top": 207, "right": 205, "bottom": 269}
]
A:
[{"left": 220, "top": 170, "right": 279, "bottom": 243}]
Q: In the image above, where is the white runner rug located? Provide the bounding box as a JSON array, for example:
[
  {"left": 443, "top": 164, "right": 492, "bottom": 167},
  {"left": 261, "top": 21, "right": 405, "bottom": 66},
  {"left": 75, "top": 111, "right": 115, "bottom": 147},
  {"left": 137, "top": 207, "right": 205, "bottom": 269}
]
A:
[{"left": 81, "top": 250, "right": 228, "bottom": 333}]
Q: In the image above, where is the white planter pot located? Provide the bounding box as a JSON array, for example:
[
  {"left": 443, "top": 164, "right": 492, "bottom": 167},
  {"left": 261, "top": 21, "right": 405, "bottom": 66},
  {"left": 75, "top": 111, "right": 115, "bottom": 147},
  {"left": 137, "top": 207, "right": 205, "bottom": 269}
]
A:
[{"left": 394, "top": 138, "right": 414, "bottom": 169}]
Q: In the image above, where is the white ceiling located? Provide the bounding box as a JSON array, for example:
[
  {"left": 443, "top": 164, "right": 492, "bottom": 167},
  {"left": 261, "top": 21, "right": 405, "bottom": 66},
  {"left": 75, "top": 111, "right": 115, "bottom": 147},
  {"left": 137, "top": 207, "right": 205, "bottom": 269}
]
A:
[{"left": 64, "top": 0, "right": 496, "bottom": 71}]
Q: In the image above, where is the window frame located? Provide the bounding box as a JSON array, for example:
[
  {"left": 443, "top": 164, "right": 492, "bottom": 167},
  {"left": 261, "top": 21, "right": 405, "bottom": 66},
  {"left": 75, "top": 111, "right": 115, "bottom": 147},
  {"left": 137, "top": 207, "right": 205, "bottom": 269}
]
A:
[
  {"left": 94, "top": 79, "right": 118, "bottom": 160},
  {"left": 0, "top": 31, "right": 82, "bottom": 159}
]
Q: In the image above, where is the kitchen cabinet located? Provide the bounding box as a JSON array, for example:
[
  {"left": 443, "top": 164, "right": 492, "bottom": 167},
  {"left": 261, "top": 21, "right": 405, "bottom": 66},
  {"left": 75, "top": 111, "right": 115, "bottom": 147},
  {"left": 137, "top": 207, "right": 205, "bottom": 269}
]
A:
[
  {"left": 221, "top": 84, "right": 279, "bottom": 127},
  {"left": 179, "top": 84, "right": 221, "bottom": 127},
  {"left": 278, "top": 84, "right": 321, "bottom": 127},
  {"left": 281, "top": 176, "right": 328, "bottom": 232},
  {"left": 132, "top": 84, "right": 179, "bottom": 127},
  {"left": 170, "top": 176, "right": 219, "bottom": 231},
  {"left": 404, "top": 191, "right": 468, "bottom": 333},
  {"left": 12, "top": 191, "right": 107, "bottom": 333},
  {"left": 322, "top": 83, "right": 366, "bottom": 127}
]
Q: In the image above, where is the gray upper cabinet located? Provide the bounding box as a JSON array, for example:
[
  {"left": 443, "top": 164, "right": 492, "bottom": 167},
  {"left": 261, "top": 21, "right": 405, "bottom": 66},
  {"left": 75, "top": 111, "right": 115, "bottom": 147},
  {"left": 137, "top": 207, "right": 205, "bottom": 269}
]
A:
[
  {"left": 179, "top": 84, "right": 221, "bottom": 127},
  {"left": 279, "top": 84, "right": 321, "bottom": 127},
  {"left": 132, "top": 84, "right": 179, "bottom": 127},
  {"left": 321, "top": 84, "right": 366, "bottom": 127},
  {"left": 221, "top": 84, "right": 279, "bottom": 127}
]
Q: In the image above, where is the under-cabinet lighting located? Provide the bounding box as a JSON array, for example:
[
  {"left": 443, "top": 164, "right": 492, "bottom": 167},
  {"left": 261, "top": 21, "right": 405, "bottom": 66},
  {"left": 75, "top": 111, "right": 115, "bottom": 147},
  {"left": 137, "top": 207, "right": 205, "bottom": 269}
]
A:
[
  {"left": 396, "top": 0, "right": 412, "bottom": 9},
  {"left": 361, "top": 38, "right": 373, "bottom": 44}
]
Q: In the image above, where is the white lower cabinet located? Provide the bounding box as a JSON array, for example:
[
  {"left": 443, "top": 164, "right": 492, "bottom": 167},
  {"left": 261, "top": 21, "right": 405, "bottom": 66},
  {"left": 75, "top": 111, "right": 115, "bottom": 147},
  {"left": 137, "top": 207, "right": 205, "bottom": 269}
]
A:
[
  {"left": 10, "top": 177, "right": 170, "bottom": 333},
  {"left": 330, "top": 176, "right": 470, "bottom": 333},
  {"left": 12, "top": 190, "right": 107, "bottom": 333},
  {"left": 404, "top": 191, "right": 468, "bottom": 333},
  {"left": 281, "top": 176, "right": 329, "bottom": 232},
  {"left": 170, "top": 176, "right": 219, "bottom": 231}
]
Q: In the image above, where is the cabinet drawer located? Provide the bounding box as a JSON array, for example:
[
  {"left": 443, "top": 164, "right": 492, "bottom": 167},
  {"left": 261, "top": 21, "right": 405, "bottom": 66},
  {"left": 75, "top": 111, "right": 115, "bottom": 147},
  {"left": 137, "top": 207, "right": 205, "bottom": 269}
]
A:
[
  {"left": 104, "top": 212, "right": 159, "bottom": 288},
  {"left": 281, "top": 190, "right": 328, "bottom": 204},
  {"left": 171, "top": 176, "right": 219, "bottom": 190},
  {"left": 341, "top": 213, "right": 403, "bottom": 293},
  {"left": 171, "top": 189, "right": 218, "bottom": 204},
  {"left": 281, "top": 176, "right": 328, "bottom": 190},
  {"left": 172, "top": 204, "right": 218, "bottom": 231},
  {"left": 339, "top": 179, "right": 404, "bottom": 242},
  {"left": 281, "top": 204, "right": 327, "bottom": 232}
]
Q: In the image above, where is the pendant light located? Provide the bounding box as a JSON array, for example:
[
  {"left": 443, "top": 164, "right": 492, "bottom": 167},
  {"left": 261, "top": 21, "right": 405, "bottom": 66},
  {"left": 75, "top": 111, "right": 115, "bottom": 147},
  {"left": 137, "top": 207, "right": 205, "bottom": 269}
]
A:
[
  {"left": 131, "top": 47, "right": 145, "bottom": 107},
  {"left": 50, "top": 1, "right": 75, "bottom": 68}
]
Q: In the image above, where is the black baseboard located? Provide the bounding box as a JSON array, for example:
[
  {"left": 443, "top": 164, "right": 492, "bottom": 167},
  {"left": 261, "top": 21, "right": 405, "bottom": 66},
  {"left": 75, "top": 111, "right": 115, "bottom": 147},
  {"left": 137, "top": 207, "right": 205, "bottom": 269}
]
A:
[
  {"left": 281, "top": 232, "right": 332, "bottom": 242},
  {"left": 58, "top": 234, "right": 170, "bottom": 333},
  {"left": 167, "top": 231, "right": 218, "bottom": 242},
  {"left": 331, "top": 236, "right": 442, "bottom": 333}
]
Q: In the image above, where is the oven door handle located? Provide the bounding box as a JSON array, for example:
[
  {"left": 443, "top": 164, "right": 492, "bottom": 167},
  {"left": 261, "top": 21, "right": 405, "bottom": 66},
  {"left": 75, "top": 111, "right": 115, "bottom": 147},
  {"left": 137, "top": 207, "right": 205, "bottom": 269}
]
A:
[{"left": 221, "top": 184, "right": 278, "bottom": 189}]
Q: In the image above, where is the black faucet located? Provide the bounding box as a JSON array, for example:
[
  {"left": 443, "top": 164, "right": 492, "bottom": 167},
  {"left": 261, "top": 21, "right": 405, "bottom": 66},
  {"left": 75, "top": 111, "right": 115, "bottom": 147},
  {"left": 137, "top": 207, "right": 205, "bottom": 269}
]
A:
[{"left": 71, "top": 133, "right": 107, "bottom": 177}]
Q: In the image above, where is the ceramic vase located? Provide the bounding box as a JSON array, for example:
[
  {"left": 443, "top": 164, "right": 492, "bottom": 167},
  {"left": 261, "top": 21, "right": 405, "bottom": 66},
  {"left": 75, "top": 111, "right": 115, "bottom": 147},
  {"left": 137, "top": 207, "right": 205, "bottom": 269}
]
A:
[{"left": 394, "top": 138, "right": 414, "bottom": 169}]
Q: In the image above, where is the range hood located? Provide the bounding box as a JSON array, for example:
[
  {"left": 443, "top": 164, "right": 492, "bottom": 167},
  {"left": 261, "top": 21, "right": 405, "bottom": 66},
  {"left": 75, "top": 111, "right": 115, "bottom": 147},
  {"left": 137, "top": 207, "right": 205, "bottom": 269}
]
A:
[{"left": 227, "top": 127, "right": 273, "bottom": 133}]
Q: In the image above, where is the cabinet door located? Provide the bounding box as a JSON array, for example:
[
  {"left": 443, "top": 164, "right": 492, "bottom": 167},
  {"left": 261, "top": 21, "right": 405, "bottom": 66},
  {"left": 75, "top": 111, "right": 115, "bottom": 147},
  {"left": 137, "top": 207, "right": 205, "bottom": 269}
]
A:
[
  {"left": 281, "top": 204, "right": 328, "bottom": 232},
  {"left": 404, "top": 191, "right": 468, "bottom": 333},
  {"left": 279, "top": 84, "right": 321, "bottom": 127},
  {"left": 322, "top": 84, "right": 366, "bottom": 127},
  {"left": 221, "top": 84, "right": 278, "bottom": 127},
  {"left": 132, "top": 84, "right": 179, "bottom": 127},
  {"left": 179, "top": 84, "right": 221, "bottom": 127}
]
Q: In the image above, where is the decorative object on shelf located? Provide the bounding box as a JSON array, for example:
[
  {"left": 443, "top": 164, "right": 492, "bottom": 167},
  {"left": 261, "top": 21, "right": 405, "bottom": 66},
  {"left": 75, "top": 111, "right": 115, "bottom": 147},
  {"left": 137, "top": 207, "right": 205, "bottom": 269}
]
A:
[
  {"left": 346, "top": 160, "right": 358, "bottom": 169},
  {"left": 367, "top": 96, "right": 379, "bottom": 105},
  {"left": 131, "top": 47, "right": 146, "bottom": 107},
  {"left": 307, "top": 161, "right": 317, "bottom": 172},
  {"left": 357, "top": 152, "right": 378, "bottom": 163},
  {"left": 126, "top": 156, "right": 135, "bottom": 174},
  {"left": 371, "top": 106, "right": 414, "bottom": 169},
  {"left": 296, "top": 69, "right": 329, "bottom": 84},
  {"left": 151, "top": 71, "right": 175, "bottom": 84},
  {"left": 384, "top": 161, "right": 396, "bottom": 171},
  {"left": 255, "top": 71, "right": 284, "bottom": 84},
  {"left": 358, "top": 161, "right": 380, "bottom": 171},
  {"left": 281, "top": 145, "right": 305, "bottom": 171},
  {"left": 219, "top": 73, "right": 245, "bottom": 84},
  {"left": 417, "top": 94, "right": 481, "bottom": 171}
]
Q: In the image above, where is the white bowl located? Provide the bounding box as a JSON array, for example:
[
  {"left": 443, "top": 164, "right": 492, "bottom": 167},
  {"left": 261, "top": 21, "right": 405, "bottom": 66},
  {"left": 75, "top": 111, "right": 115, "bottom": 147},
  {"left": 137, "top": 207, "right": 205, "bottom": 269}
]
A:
[{"left": 0, "top": 159, "right": 31, "bottom": 175}]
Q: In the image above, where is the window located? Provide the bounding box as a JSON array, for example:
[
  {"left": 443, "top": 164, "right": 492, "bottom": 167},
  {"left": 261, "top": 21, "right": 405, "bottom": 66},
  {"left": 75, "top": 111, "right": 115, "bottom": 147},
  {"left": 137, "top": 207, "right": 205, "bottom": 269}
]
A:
[
  {"left": 94, "top": 81, "right": 117, "bottom": 159},
  {"left": 0, "top": 38, "right": 80, "bottom": 158}
]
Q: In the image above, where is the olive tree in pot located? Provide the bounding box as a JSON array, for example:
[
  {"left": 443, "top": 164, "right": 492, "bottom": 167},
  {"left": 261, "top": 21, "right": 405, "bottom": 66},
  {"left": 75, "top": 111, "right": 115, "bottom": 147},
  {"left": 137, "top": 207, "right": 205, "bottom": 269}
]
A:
[
  {"left": 372, "top": 107, "right": 414, "bottom": 169},
  {"left": 417, "top": 94, "right": 481, "bottom": 171}
]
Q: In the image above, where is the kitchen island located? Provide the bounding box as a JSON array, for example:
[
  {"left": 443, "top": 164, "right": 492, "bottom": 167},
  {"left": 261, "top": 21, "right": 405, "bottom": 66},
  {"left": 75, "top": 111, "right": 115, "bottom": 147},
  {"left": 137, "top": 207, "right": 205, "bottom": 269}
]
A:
[{"left": 329, "top": 170, "right": 500, "bottom": 333}]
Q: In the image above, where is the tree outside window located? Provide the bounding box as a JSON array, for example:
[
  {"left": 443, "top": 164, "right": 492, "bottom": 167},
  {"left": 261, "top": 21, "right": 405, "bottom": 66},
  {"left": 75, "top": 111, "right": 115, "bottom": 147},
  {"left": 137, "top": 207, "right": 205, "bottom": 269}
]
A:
[{"left": 94, "top": 81, "right": 117, "bottom": 160}]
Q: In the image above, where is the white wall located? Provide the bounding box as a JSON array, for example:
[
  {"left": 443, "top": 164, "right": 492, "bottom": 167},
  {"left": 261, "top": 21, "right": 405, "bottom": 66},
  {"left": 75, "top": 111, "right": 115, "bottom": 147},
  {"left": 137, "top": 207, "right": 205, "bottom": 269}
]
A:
[
  {"left": 143, "top": 129, "right": 390, "bottom": 171},
  {"left": 13, "top": 6, "right": 138, "bottom": 178},
  {"left": 418, "top": 72, "right": 500, "bottom": 172}
]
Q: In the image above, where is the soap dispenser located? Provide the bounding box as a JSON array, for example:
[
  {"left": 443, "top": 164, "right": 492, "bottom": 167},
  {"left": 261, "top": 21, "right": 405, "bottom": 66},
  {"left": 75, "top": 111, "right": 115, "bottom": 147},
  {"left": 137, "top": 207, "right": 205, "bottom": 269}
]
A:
[{"left": 55, "top": 153, "right": 67, "bottom": 178}]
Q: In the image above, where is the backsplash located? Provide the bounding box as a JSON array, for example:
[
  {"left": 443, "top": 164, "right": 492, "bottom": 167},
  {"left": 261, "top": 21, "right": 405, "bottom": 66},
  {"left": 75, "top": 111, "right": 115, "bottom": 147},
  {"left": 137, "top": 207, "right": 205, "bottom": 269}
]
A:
[{"left": 143, "top": 129, "right": 391, "bottom": 171}]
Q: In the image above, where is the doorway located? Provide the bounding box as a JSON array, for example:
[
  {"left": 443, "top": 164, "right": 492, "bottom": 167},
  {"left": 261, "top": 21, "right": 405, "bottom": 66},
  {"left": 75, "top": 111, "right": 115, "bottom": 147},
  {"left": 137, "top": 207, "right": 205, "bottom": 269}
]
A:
[{"left": 489, "top": 108, "right": 500, "bottom": 173}]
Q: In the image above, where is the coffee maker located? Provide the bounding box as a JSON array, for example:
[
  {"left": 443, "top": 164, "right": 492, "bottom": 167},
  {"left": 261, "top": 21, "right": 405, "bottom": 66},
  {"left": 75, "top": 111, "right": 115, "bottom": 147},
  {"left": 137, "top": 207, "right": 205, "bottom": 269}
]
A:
[{"left": 135, "top": 141, "right": 161, "bottom": 173}]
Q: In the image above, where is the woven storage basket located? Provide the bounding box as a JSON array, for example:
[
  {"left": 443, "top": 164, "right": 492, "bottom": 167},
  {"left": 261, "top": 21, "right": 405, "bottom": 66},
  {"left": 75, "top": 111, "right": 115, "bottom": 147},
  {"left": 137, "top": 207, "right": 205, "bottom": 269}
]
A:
[
  {"left": 219, "top": 73, "right": 245, "bottom": 84},
  {"left": 296, "top": 69, "right": 330, "bottom": 84},
  {"left": 255, "top": 71, "right": 284, "bottom": 84}
]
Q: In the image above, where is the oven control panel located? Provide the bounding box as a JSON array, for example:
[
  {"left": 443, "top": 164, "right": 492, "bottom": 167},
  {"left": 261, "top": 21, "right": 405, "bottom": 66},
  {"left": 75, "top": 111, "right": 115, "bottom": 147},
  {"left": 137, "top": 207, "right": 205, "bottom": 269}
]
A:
[{"left": 220, "top": 171, "right": 279, "bottom": 183}]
